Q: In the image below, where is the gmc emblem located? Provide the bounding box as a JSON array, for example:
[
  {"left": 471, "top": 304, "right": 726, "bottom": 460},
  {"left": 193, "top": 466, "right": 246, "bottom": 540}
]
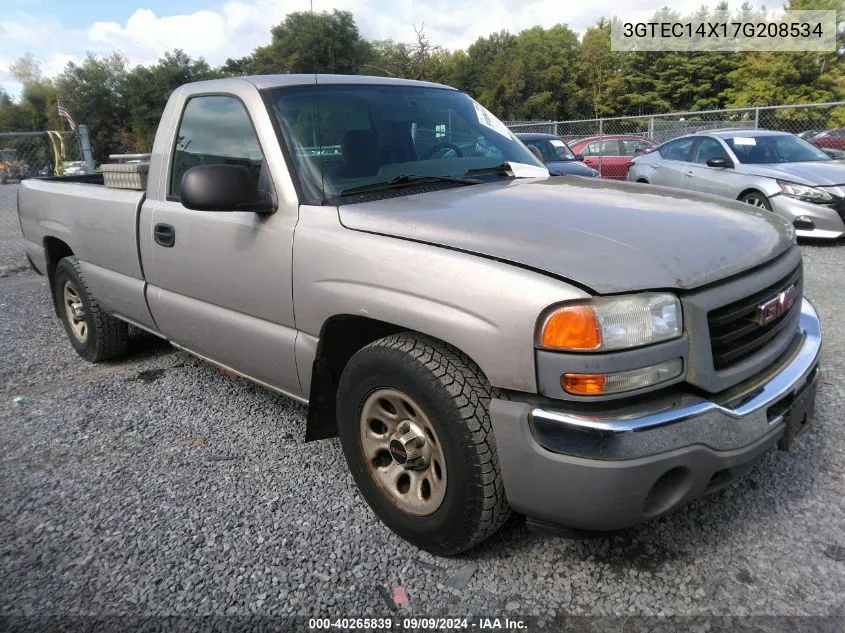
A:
[{"left": 756, "top": 284, "right": 798, "bottom": 326}]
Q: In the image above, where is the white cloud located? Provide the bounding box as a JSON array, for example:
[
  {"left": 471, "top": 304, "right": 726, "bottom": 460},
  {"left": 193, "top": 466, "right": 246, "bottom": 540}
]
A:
[{"left": 0, "top": 0, "right": 755, "bottom": 98}]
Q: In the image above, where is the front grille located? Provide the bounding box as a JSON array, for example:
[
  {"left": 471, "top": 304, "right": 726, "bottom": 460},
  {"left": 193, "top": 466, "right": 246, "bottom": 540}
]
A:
[
  {"left": 832, "top": 198, "right": 845, "bottom": 220},
  {"left": 707, "top": 265, "right": 802, "bottom": 371}
]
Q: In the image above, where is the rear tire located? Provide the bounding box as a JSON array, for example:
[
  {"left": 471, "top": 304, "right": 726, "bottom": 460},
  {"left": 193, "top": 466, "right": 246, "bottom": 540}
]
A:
[
  {"left": 336, "top": 332, "right": 511, "bottom": 555},
  {"left": 54, "top": 256, "right": 128, "bottom": 362},
  {"left": 739, "top": 190, "right": 772, "bottom": 211}
]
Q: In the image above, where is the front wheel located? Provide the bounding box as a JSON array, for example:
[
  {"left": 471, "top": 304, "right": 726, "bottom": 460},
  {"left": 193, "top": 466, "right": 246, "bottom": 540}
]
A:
[
  {"left": 740, "top": 191, "right": 772, "bottom": 211},
  {"left": 337, "top": 333, "right": 510, "bottom": 555}
]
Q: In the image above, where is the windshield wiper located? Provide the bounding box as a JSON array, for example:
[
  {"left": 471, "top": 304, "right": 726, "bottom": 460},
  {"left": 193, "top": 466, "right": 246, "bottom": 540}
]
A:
[{"left": 338, "top": 174, "right": 480, "bottom": 196}]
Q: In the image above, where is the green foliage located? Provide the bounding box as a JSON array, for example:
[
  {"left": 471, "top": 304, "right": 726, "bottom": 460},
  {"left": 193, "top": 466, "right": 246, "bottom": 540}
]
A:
[
  {"left": 55, "top": 53, "right": 130, "bottom": 160},
  {"left": 3, "top": 5, "right": 845, "bottom": 157},
  {"left": 123, "top": 50, "right": 220, "bottom": 151},
  {"left": 248, "top": 10, "right": 371, "bottom": 75}
]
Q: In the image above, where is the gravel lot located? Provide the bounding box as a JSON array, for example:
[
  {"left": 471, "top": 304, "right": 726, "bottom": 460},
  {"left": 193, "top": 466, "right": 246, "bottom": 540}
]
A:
[{"left": 1, "top": 182, "right": 844, "bottom": 628}]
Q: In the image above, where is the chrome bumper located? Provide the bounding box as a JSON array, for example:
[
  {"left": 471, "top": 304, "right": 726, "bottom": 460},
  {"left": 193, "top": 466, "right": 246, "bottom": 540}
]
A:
[{"left": 528, "top": 299, "right": 821, "bottom": 460}]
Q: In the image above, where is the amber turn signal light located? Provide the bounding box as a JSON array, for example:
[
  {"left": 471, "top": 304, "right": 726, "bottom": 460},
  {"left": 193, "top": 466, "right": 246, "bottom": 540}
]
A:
[
  {"left": 561, "top": 373, "right": 607, "bottom": 395},
  {"left": 540, "top": 305, "right": 602, "bottom": 350}
]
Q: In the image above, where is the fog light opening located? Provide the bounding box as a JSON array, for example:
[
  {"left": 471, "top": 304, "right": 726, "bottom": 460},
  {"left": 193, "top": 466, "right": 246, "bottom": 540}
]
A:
[
  {"left": 793, "top": 216, "right": 815, "bottom": 231},
  {"left": 643, "top": 467, "right": 692, "bottom": 518}
]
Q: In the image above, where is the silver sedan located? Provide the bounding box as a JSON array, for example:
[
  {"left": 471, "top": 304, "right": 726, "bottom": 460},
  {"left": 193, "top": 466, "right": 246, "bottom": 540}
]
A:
[{"left": 628, "top": 129, "right": 845, "bottom": 239}]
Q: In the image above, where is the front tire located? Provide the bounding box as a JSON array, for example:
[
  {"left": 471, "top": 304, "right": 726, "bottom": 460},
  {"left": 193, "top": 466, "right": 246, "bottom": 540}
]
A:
[
  {"left": 54, "top": 257, "right": 128, "bottom": 362},
  {"left": 337, "top": 333, "right": 511, "bottom": 555},
  {"left": 740, "top": 190, "right": 772, "bottom": 211}
]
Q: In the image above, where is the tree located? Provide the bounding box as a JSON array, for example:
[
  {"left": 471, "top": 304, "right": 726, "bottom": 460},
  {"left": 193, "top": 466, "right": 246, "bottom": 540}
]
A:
[
  {"left": 56, "top": 53, "right": 129, "bottom": 160},
  {"left": 575, "top": 19, "right": 626, "bottom": 119},
  {"left": 123, "top": 50, "right": 219, "bottom": 151},
  {"left": 247, "top": 10, "right": 371, "bottom": 75},
  {"left": 367, "top": 25, "right": 442, "bottom": 80}
]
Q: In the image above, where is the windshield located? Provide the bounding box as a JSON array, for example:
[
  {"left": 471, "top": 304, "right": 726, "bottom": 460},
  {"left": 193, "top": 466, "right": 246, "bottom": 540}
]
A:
[
  {"left": 725, "top": 134, "right": 831, "bottom": 164},
  {"left": 265, "top": 84, "right": 545, "bottom": 203}
]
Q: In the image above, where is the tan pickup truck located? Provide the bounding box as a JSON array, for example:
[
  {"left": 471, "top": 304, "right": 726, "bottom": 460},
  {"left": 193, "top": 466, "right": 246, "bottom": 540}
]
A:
[{"left": 18, "top": 75, "right": 821, "bottom": 554}]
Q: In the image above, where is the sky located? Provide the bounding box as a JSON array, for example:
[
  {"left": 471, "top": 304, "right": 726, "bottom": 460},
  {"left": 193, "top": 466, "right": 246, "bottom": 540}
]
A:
[{"left": 1, "top": 0, "right": 748, "bottom": 97}]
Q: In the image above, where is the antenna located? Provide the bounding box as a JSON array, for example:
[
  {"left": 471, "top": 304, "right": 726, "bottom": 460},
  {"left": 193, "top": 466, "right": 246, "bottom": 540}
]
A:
[{"left": 310, "top": 0, "right": 317, "bottom": 83}]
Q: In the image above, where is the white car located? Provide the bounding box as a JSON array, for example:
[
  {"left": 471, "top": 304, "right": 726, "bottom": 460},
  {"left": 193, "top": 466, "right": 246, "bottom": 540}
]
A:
[{"left": 628, "top": 129, "right": 845, "bottom": 239}]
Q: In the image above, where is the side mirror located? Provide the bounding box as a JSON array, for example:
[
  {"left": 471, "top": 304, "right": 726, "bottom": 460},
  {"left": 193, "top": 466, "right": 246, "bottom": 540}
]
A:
[
  {"left": 180, "top": 164, "right": 275, "bottom": 213},
  {"left": 706, "top": 157, "right": 732, "bottom": 168},
  {"left": 576, "top": 154, "right": 584, "bottom": 161}
]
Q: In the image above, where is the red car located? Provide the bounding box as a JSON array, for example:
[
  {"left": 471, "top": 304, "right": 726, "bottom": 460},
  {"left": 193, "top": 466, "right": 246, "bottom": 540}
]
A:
[
  {"left": 567, "top": 135, "right": 657, "bottom": 180},
  {"left": 809, "top": 128, "right": 845, "bottom": 150}
]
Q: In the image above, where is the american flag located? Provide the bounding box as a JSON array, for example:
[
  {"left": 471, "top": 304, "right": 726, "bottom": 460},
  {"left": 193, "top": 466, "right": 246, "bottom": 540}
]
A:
[{"left": 57, "top": 101, "right": 76, "bottom": 130}]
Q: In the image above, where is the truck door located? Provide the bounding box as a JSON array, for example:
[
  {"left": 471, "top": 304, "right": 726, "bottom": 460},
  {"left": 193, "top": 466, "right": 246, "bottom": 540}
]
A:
[{"left": 139, "top": 93, "right": 301, "bottom": 397}]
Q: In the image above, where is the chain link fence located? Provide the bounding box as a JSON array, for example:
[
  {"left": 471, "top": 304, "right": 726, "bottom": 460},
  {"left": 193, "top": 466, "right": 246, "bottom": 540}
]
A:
[
  {"left": 506, "top": 102, "right": 845, "bottom": 181},
  {"left": 0, "top": 131, "right": 86, "bottom": 184}
]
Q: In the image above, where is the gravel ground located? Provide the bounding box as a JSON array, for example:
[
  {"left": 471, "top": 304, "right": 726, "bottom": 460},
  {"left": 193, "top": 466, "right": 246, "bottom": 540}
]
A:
[{"left": 1, "top": 182, "right": 844, "bottom": 629}]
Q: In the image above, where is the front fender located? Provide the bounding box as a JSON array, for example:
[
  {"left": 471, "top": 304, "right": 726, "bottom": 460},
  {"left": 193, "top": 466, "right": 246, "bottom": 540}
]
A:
[{"left": 293, "top": 205, "right": 588, "bottom": 394}]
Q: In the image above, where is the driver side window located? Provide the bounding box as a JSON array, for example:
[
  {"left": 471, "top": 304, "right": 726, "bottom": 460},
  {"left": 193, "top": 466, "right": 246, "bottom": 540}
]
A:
[
  {"left": 693, "top": 137, "right": 730, "bottom": 164},
  {"left": 170, "top": 96, "right": 264, "bottom": 200}
]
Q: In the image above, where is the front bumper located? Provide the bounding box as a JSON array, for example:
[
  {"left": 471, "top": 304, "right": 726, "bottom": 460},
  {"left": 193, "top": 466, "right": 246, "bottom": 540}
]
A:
[
  {"left": 770, "top": 194, "right": 845, "bottom": 239},
  {"left": 489, "top": 299, "right": 822, "bottom": 531}
]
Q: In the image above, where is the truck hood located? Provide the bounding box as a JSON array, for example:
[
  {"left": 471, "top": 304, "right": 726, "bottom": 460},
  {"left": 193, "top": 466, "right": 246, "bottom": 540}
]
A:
[
  {"left": 740, "top": 160, "right": 845, "bottom": 187},
  {"left": 338, "top": 177, "right": 793, "bottom": 294}
]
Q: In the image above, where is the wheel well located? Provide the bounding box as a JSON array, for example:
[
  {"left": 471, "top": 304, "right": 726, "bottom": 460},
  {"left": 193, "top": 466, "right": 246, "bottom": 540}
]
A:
[
  {"left": 737, "top": 188, "right": 765, "bottom": 201},
  {"left": 635, "top": 178, "right": 649, "bottom": 183},
  {"left": 305, "top": 315, "right": 404, "bottom": 442},
  {"left": 43, "top": 237, "right": 73, "bottom": 314}
]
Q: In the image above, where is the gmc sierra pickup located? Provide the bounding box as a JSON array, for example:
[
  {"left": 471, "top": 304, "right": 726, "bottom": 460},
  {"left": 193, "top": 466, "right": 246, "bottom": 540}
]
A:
[{"left": 18, "top": 75, "right": 821, "bottom": 555}]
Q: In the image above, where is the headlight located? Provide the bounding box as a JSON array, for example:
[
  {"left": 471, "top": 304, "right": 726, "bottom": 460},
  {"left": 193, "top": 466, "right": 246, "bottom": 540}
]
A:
[
  {"left": 538, "top": 293, "right": 682, "bottom": 352},
  {"left": 777, "top": 180, "right": 833, "bottom": 204}
]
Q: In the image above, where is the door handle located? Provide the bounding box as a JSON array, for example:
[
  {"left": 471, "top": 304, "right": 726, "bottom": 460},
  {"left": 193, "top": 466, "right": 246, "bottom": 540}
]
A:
[
  {"left": 684, "top": 171, "right": 694, "bottom": 177},
  {"left": 154, "top": 223, "right": 175, "bottom": 247}
]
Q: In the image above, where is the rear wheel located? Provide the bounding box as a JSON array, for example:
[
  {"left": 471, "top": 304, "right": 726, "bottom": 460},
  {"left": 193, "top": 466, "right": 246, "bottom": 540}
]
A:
[
  {"left": 337, "top": 332, "right": 510, "bottom": 555},
  {"left": 739, "top": 190, "right": 772, "bottom": 211},
  {"left": 54, "top": 257, "right": 128, "bottom": 362}
]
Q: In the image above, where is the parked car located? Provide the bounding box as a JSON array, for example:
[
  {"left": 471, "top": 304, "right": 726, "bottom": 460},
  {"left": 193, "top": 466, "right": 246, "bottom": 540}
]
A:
[
  {"left": 61, "top": 161, "right": 88, "bottom": 176},
  {"left": 567, "top": 135, "right": 656, "bottom": 179},
  {"left": 809, "top": 128, "right": 845, "bottom": 150},
  {"left": 18, "top": 75, "right": 821, "bottom": 554},
  {"left": 818, "top": 146, "right": 845, "bottom": 159},
  {"left": 628, "top": 129, "right": 845, "bottom": 239},
  {"left": 515, "top": 132, "right": 600, "bottom": 177},
  {"left": 797, "top": 129, "right": 824, "bottom": 140}
]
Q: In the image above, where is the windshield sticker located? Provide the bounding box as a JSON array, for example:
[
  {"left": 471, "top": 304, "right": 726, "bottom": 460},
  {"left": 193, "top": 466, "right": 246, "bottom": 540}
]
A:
[
  {"left": 473, "top": 101, "right": 514, "bottom": 138},
  {"left": 550, "top": 140, "right": 566, "bottom": 147},
  {"left": 732, "top": 137, "right": 757, "bottom": 146}
]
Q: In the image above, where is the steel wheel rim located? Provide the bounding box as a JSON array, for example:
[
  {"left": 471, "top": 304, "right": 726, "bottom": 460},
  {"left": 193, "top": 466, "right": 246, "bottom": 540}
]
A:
[
  {"left": 358, "top": 388, "right": 447, "bottom": 516},
  {"left": 63, "top": 280, "right": 87, "bottom": 343},
  {"left": 744, "top": 195, "right": 768, "bottom": 209}
]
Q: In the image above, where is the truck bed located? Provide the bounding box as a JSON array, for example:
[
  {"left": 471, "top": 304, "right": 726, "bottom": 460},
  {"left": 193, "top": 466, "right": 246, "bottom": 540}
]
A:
[{"left": 18, "top": 177, "right": 153, "bottom": 331}]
